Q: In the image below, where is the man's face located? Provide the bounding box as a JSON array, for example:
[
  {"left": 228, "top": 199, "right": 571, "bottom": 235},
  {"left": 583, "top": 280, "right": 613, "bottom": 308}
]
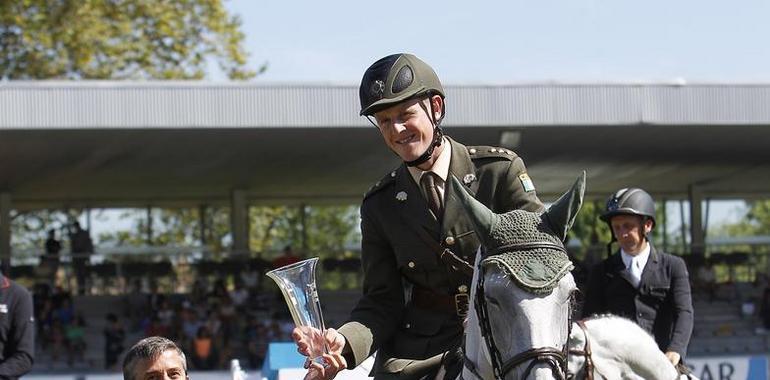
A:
[
  {"left": 610, "top": 214, "right": 652, "bottom": 255},
  {"left": 373, "top": 96, "right": 442, "bottom": 166},
  {"left": 134, "top": 350, "right": 187, "bottom": 380}
]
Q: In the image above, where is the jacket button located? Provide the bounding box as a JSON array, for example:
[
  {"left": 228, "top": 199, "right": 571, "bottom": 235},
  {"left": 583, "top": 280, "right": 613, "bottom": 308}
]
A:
[
  {"left": 445, "top": 236, "right": 455, "bottom": 246},
  {"left": 408, "top": 261, "right": 415, "bottom": 268},
  {"left": 637, "top": 312, "right": 643, "bottom": 317},
  {"left": 405, "top": 323, "right": 411, "bottom": 329},
  {"left": 458, "top": 285, "right": 468, "bottom": 293}
]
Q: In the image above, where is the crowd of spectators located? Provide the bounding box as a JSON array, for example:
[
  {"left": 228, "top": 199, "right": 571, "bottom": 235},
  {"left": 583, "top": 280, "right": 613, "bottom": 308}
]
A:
[
  {"left": 30, "top": 260, "right": 298, "bottom": 371},
  {"left": 121, "top": 273, "right": 294, "bottom": 370},
  {"left": 32, "top": 284, "right": 88, "bottom": 367}
]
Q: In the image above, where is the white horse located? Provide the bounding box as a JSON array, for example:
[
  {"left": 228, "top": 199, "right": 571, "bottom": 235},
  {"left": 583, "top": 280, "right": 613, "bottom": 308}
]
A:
[
  {"left": 568, "top": 315, "right": 696, "bottom": 380},
  {"left": 452, "top": 173, "right": 693, "bottom": 380}
]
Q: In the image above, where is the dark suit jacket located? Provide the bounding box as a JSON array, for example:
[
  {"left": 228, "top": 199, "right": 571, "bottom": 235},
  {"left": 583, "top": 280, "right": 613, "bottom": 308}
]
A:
[
  {"left": 582, "top": 245, "right": 694, "bottom": 357},
  {"left": 338, "top": 137, "right": 542, "bottom": 379}
]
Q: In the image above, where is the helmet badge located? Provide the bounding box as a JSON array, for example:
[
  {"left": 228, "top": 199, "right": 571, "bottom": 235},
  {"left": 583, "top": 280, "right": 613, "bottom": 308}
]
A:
[
  {"left": 370, "top": 79, "right": 385, "bottom": 100},
  {"left": 607, "top": 197, "right": 619, "bottom": 211}
]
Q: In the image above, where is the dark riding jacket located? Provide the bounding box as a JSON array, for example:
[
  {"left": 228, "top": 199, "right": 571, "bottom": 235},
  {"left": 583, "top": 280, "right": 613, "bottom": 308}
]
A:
[
  {"left": 582, "top": 245, "right": 694, "bottom": 357},
  {"left": 338, "top": 137, "right": 543, "bottom": 379}
]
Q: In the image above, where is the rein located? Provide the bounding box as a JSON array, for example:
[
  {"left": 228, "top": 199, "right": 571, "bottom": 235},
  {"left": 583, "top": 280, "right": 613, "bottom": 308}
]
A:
[{"left": 567, "top": 320, "right": 607, "bottom": 380}]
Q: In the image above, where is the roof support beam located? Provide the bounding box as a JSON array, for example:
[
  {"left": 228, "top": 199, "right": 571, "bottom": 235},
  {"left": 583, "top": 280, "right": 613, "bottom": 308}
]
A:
[{"left": 689, "top": 185, "right": 705, "bottom": 256}]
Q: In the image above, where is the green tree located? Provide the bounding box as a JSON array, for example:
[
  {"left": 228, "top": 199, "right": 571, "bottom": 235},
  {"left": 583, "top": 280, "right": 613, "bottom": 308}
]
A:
[
  {"left": 731, "top": 200, "right": 770, "bottom": 235},
  {"left": 0, "top": 0, "right": 264, "bottom": 80},
  {"left": 249, "top": 205, "right": 360, "bottom": 258},
  {"left": 4, "top": 0, "right": 271, "bottom": 255}
]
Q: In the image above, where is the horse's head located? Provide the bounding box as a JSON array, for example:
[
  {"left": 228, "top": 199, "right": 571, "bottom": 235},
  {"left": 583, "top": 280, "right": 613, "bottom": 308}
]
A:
[{"left": 452, "top": 172, "right": 586, "bottom": 380}]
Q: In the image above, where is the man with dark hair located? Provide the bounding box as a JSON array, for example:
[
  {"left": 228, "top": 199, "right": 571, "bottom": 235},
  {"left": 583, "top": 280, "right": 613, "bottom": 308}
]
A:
[
  {"left": 123, "top": 336, "right": 188, "bottom": 380},
  {"left": 0, "top": 271, "right": 34, "bottom": 379}
]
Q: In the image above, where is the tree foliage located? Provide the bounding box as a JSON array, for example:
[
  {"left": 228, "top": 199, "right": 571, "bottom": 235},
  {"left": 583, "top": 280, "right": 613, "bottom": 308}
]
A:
[
  {"left": 94, "top": 205, "right": 360, "bottom": 259},
  {"left": 0, "top": 0, "right": 263, "bottom": 80}
]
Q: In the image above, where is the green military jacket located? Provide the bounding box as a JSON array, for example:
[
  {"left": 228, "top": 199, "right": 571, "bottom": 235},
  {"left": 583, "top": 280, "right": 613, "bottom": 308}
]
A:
[{"left": 338, "top": 137, "right": 543, "bottom": 379}]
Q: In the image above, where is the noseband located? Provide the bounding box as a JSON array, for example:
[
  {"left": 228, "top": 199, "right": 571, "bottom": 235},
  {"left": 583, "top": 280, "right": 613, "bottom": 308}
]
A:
[{"left": 466, "top": 242, "right": 573, "bottom": 380}]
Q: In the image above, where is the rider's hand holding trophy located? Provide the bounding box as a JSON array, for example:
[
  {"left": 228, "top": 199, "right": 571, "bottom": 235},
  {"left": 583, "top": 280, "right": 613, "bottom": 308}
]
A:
[{"left": 268, "top": 258, "right": 348, "bottom": 380}]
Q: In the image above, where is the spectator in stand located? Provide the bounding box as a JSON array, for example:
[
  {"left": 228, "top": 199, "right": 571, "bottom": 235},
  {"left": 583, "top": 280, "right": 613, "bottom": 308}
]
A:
[
  {"left": 271, "top": 245, "right": 301, "bottom": 269},
  {"left": 65, "top": 315, "right": 87, "bottom": 366},
  {"left": 230, "top": 279, "right": 249, "bottom": 311},
  {"left": 696, "top": 260, "right": 717, "bottom": 302},
  {"left": 244, "top": 316, "right": 266, "bottom": 368},
  {"left": 124, "top": 279, "right": 149, "bottom": 332},
  {"left": 191, "top": 326, "right": 217, "bottom": 370},
  {"left": 43, "top": 228, "right": 62, "bottom": 286},
  {"left": 68, "top": 222, "right": 94, "bottom": 295},
  {"left": 104, "top": 313, "right": 126, "bottom": 370}
]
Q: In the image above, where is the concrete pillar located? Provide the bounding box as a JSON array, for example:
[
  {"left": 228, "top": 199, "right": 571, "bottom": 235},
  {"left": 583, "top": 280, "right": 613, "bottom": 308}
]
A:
[
  {"left": 146, "top": 206, "right": 153, "bottom": 245},
  {"left": 230, "top": 189, "right": 249, "bottom": 255},
  {"left": 0, "top": 193, "right": 10, "bottom": 276},
  {"left": 689, "top": 185, "right": 705, "bottom": 256}
]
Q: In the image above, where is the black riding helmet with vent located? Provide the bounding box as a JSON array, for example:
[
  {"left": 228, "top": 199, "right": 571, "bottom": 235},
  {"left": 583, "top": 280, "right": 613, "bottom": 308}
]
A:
[
  {"left": 601, "top": 188, "right": 656, "bottom": 255},
  {"left": 359, "top": 53, "right": 446, "bottom": 167}
]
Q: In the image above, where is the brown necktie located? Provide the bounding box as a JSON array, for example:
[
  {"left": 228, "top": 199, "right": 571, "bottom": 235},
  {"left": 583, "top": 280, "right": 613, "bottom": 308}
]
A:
[{"left": 420, "top": 172, "right": 443, "bottom": 222}]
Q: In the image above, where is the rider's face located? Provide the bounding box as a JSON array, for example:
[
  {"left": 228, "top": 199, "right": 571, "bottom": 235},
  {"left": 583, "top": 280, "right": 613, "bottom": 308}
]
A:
[
  {"left": 373, "top": 95, "right": 443, "bottom": 169},
  {"left": 610, "top": 214, "right": 652, "bottom": 255}
]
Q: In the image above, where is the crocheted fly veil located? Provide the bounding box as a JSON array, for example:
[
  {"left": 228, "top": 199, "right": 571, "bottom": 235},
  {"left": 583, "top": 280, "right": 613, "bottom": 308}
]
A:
[{"left": 450, "top": 172, "right": 586, "bottom": 294}]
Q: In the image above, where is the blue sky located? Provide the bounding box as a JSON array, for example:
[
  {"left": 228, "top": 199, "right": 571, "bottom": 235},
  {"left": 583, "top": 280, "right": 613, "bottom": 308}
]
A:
[{"left": 225, "top": 0, "right": 770, "bottom": 84}]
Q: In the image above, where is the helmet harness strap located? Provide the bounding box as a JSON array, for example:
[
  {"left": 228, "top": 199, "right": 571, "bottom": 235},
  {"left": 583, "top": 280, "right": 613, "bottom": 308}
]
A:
[
  {"left": 404, "top": 96, "right": 444, "bottom": 167},
  {"left": 363, "top": 95, "right": 447, "bottom": 168}
]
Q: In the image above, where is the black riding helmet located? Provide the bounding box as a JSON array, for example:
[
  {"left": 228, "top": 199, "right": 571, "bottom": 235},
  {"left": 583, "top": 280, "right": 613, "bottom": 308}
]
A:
[
  {"left": 600, "top": 188, "right": 656, "bottom": 227},
  {"left": 359, "top": 53, "right": 446, "bottom": 167},
  {"left": 601, "top": 188, "right": 656, "bottom": 255}
]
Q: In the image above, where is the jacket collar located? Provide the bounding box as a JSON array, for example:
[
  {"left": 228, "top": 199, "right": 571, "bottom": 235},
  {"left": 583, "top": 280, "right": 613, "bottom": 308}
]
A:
[
  {"left": 393, "top": 136, "right": 479, "bottom": 236},
  {"left": 610, "top": 243, "right": 660, "bottom": 288}
]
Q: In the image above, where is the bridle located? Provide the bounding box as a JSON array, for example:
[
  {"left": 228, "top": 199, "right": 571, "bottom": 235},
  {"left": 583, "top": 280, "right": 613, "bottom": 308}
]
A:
[
  {"left": 464, "top": 241, "right": 574, "bottom": 380},
  {"left": 567, "top": 320, "right": 604, "bottom": 380}
]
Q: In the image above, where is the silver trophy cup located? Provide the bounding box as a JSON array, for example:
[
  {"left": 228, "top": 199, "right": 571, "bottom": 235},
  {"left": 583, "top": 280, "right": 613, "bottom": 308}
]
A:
[{"left": 266, "top": 257, "right": 328, "bottom": 363}]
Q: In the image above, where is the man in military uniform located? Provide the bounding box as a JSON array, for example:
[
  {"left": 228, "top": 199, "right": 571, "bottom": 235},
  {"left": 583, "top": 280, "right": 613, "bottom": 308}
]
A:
[
  {"left": 293, "top": 53, "right": 542, "bottom": 380},
  {"left": 582, "top": 188, "right": 693, "bottom": 367}
]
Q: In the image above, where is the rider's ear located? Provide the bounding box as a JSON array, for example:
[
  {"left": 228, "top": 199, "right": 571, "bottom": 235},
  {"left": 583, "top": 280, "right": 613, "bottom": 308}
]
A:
[{"left": 544, "top": 171, "right": 586, "bottom": 242}]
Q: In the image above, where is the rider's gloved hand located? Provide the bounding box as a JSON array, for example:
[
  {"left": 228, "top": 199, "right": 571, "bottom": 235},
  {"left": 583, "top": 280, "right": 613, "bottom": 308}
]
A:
[
  {"left": 664, "top": 351, "right": 681, "bottom": 366},
  {"left": 292, "top": 327, "right": 348, "bottom": 380}
]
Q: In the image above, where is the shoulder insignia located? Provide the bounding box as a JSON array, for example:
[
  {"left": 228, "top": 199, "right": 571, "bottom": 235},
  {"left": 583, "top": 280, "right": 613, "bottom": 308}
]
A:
[
  {"left": 364, "top": 170, "right": 397, "bottom": 199},
  {"left": 468, "top": 146, "right": 519, "bottom": 160},
  {"left": 519, "top": 172, "right": 536, "bottom": 192}
]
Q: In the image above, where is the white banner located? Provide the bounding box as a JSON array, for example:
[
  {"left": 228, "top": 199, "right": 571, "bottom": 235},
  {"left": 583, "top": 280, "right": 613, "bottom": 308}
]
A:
[{"left": 687, "top": 355, "right": 768, "bottom": 380}]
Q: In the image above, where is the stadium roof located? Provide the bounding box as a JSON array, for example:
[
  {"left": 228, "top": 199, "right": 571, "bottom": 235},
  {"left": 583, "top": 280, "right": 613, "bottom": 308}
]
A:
[{"left": 2, "top": 82, "right": 770, "bottom": 210}]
